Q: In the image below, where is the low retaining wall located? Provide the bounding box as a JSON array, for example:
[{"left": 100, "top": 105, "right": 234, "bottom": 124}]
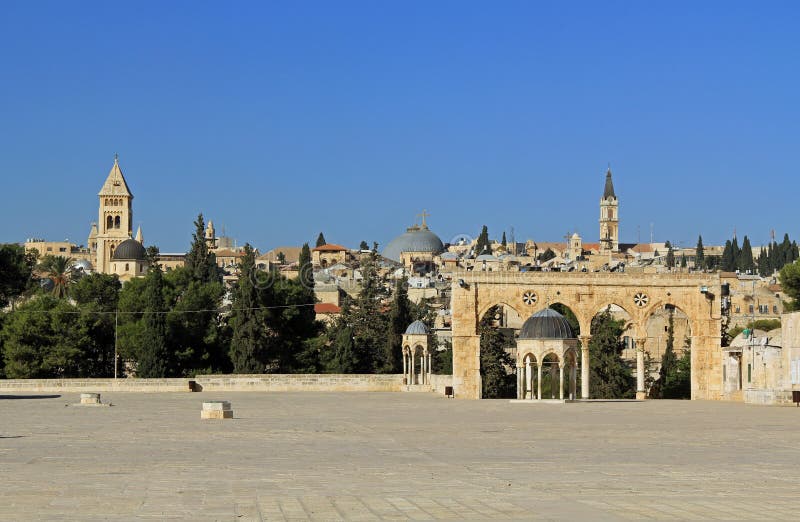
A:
[
  {"left": 0, "top": 375, "right": 408, "bottom": 393},
  {"left": 428, "top": 374, "right": 453, "bottom": 395},
  {"left": 195, "top": 374, "right": 404, "bottom": 392},
  {"left": 0, "top": 378, "right": 190, "bottom": 393}
]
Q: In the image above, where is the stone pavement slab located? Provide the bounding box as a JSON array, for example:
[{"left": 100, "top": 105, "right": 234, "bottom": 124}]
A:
[{"left": 2, "top": 392, "right": 800, "bottom": 520}]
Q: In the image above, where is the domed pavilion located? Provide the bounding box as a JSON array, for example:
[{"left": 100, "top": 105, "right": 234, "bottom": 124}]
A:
[{"left": 515, "top": 308, "right": 579, "bottom": 400}]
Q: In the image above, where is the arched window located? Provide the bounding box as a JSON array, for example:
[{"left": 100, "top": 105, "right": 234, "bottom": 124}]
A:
[
  {"left": 106, "top": 216, "right": 113, "bottom": 231},
  {"left": 115, "top": 216, "right": 121, "bottom": 229},
  {"left": 125, "top": 263, "right": 129, "bottom": 272}
]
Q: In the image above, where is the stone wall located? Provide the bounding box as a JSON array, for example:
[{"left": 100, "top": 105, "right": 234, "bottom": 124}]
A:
[
  {"left": 744, "top": 389, "right": 794, "bottom": 406},
  {"left": 0, "top": 374, "right": 429, "bottom": 394},
  {"left": 194, "top": 374, "right": 404, "bottom": 392},
  {"left": 428, "top": 374, "right": 453, "bottom": 395},
  {"left": 0, "top": 378, "right": 190, "bottom": 393}
]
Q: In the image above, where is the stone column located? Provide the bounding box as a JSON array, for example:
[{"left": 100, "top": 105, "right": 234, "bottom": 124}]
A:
[
  {"left": 559, "top": 364, "right": 565, "bottom": 400},
  {"left": 580, "top": 336, "right": 591, "bottom": 399},
  {"left": 537, "top": 362, "right": 543, "bottom": 401},
  {"left": 525, "top": 360, "right": 532, "bottom": 399},
  {"left": 411, "top": 353, "right": 415, "bottom": 385},
  {"left": 570, "top": 364, "right": 577, "bottom": 400},
  {"left": 427, "top": 353, "right": 432, "bottom": 383},
  {"left": 636, "top": 338, "right": 647, "bottom": 400},
  {"left": 402, "top": 352, "right": 407, "bottom": 384},
  {"left": 516, "top": 367, "right": 523, "bottom": 399}
]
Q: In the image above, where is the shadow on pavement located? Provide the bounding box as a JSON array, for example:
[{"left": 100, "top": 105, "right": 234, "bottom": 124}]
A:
[{"left": 0, "top": 394, "right": 62, "bottom": 400}]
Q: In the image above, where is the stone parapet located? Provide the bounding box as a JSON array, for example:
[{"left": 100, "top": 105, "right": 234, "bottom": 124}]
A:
[
  {"left": 0, "top": 378, "right": 190, "bottom": 393},
  {"left": 194, "top": 374, "right": 404, "bottom": 392}
]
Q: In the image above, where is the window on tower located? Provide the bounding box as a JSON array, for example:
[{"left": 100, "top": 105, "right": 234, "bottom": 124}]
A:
[
  {"left": 106, "top": 216, "right": 113, "bottom": 231},
  {"left": 115, "top": 216, "right": 121, "bottom": 229}
]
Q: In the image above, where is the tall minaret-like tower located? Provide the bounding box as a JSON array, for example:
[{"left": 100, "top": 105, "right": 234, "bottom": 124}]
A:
[
  {"left": 599, "top": 166, "right": 619, "bottom": 253},
  {"left": 95, "top": 155, "right": 134, "bottom": 273}
]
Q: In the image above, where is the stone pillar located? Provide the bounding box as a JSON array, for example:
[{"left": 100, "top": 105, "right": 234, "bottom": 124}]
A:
[
  {"left": 516, "top": 367, "right": 523, "bottom": 399},
  {"left": 537, "top": 362, "right": 543, "bottom": 401},
  {"left": 580, "top": 336, "right": 591, "bottom": 399},
  {"left": 402, "top": 352, "right": 407, "bottom": 384},
  {"left": 427, "top": 353, "right": 432, "bottom": 383},
  {"left": 525, "top": 360, "right": 532, "bottom": 399},
  {"left": 559, "top": 364, "right": 565, "bottom": 400},
  {"left": 411, "top": 352, "right": 415, "bottom": 385},
  {"left": 570, "top": 364, "right": 577, "bottom": 400},
  {"left": 636, "top": 338, "right": 647, "bottom": 400}
]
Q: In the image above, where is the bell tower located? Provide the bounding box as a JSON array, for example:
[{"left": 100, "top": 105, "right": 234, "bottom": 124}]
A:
[
  {"left": 96, "top": 155, "right": 134, "bottom": 273},
  {"left": 599, "top": 166, "right": 619, "bottom": 253}
]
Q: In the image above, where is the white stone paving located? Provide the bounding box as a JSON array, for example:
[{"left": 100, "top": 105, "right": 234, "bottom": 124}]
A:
[{"left": 1, "top": 392, "right": 800, "bottom": 520}]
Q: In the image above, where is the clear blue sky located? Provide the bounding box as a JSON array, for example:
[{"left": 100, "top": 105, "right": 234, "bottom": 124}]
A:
[{"left": 1, "top": 1, "right": 798, "bottom": 253}]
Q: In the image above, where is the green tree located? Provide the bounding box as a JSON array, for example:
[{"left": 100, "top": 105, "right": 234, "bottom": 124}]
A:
[
  {"left": 229, "top": 244, "right": 267, "bottom": 373},
  {"left": 316, "top": 232, "right": 327, "bottom": 247},
  {"left": 665, "top": 241, "right": 675, "bottom": 269},
  {"left": 431, "top": 339, "right": 453, "bottom": 375},
  {"left": 298, "top": 243, "right": 314, "bottom": 289},
  {"left": 72, "top": 273, "right": 122, "bottom": 377},
  {"left": 479, "top": 306, "right": 515, "bottom": 398},
  {"left": 501, "top": 232, "right": 507, "bottom": 248},
  {"left": 475, "top": 225, "right": 490, "bottom": 256},
  {"left": 721, "top": 240, "right": 734, "bottom": 271},
  {"left": 184, "top": 213, "right": 220, "bottom": 284},
  {"left": 359, "top": 240, "right": 369, "bottom": 251},
  {"left": 0, "top": 243, "right": 37, "bottom": 308},
  {"left": 662, "top": 338, "right": 691, "bottom": 399},
  {"left": 328, "top": 325, "right": 357, "bottom": 373},
  {"left": 589, "top": 307, "right": 635, "bottom": 399},
  {"left": 136, "top": 251, "right": 168, "bottom": 377},
  {"left": 383, "top": 277, "right": 413, "bottom": 373},
  {"left": 1, "top": 296, "right": 98, "bottom": 378},
  {"left": 739, "top": 236, "right": 755, "bottom": 273},
  {"left": 695, "top": 235, "right": 705, "bottom": 270},
  {"left": 650, "top": 308, "right": 676, "bottom": 399},
  {"left": 277, "top": 251, "right": 286, "bottom": 264},
  {"left": 780, "top": 260, "right": 800, "bottom": 311},
  {"left": 680, "top": 253, "right": 687, "bottom": 268}
]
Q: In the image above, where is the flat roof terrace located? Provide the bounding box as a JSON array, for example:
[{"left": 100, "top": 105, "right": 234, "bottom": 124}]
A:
[{"left": 1, "top": 392, "right": 799, "bottom": 520}]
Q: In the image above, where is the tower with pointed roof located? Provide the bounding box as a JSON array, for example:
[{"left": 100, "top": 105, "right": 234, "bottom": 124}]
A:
[
  {"left": 96, "top": 155, "right": 134, "bottom": 273},
  {"left": 599, "top": 166, "right": 619, "bottom": 253}
]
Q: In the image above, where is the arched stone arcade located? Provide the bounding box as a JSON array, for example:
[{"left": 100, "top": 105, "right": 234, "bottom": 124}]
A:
[{"left": 451, "top": 271, "right": 723, "bottom": 400}]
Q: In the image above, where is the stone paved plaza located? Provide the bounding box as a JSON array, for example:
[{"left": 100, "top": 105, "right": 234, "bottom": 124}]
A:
[{"left": 2, "top": 392, "right": 800, "bottom": 520}]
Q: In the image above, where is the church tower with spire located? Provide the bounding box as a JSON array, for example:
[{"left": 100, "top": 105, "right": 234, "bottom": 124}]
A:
[
  {"left": 96, "top": 155, "right": 134, "bottom": 273},
  {"left": 599, "top": 166, "right": 619, "bottom": 253}
]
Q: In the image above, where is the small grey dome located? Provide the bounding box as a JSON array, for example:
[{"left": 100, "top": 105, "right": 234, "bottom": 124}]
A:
[
  {"left": 519, "top": 308, "right": 575, "bottom": 340},
  {"left": 112, "top": 239, "right": 147, "bottom": 261},
  {"left": 405, "top": 320, "right": 430, "bottom": 335},
  {"left": 382, "top": 226, "right": 444, "bottom": 262},
  {"left": 73, "top": 259, "right": 93, "bottom": 272}
]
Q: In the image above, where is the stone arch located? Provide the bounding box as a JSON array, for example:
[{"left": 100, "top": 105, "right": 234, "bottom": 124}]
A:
[
  {"left": 641, "top": 299, "right": 698, "bottom": 339},
  {"left": 477, "top": 301, "right": 526, "bottom": 328},
  {"left": 548, "top": 301, "right": 586, "bottom": 337}
]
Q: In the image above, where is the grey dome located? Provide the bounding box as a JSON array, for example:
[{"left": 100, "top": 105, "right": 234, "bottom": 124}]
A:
[
  {"left": 112, "top": 239, "right": 147, "bottom": 261},
  {"left": 519, "top": 308, "right": 575, "bottom": 340},
  {"left": 73, "top": 259, "right": 93, "bottom": 272},
  {"left": 382, "top": 227, "right": 444, "bottom": 262},
  {"left": 405, "top": 320, "right": 430, "bottom": 335}
]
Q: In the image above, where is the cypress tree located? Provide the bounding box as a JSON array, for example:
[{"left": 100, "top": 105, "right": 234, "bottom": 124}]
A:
[
  {"left": 383, "top": 277, "right": 413, "bottom": 373},
  {"left": 185, "top": 213, "right": 219, "bottom": 284},
  {"left": 501, "top": 232, "right": 507, "bottom": 248},
  {"left": 695, "top": 235, "right": 705, "bottom": 270},
  {"left": 137, "top": 250, "right": 168, "bottom": 377},
  {"left": 589, "top": 307, "right": 635, "bottom": 399},
  {"left": 731, "top": 236, "right": 741, "bottom": 270},
  {"left": 316, "top": 233, "right": 327, "bottom": 247},
  {"left": 229, "top": 244, "right": 267, "bottom": 373},
  {"left": 739, "top": 236, "right": 755, "bottom": 273},
  {"left": 479, "top": 306, "right": 515, "bottom": 399},
  {"left": 298, "top": 243, "right": 313, "bottom": 289},
  {"left": 721, "top": 240, "right": 734, "bottom": 271},
  {"left": 665, "top": 241, "right": 675, "bottom": 269},
  {"left": 680, "top": 253, "right": 687, "bottom": 268},
  {"left": 475, "top": 225, "right": 490, "bottom": 256}
]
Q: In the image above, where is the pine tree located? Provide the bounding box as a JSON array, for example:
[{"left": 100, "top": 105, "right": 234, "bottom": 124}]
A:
[
  {"left": 316, "top": 233, "right": 327, "bottom": 247},
  {"left": 695, "top": 235, "right": 705, "bottom": 270},
  {"left": 383, "top": 277, "right": 413, "bottom": 373},
  {"left": 739, "top": 236, "right": 755, "bottom": 273},
  {"left": 359, "top": 240, "right": 369, "bottom": 250},
  {"left": 589, "top": 307, "right": 635, "bottom": 399},
  {"left": 136, "top": 252, "right": 168, "bottom": 378}
]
